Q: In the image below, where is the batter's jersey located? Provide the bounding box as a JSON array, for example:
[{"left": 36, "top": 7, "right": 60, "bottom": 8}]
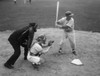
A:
[{"left": 58, "top": 17, "right": 74, "bottom": 29}]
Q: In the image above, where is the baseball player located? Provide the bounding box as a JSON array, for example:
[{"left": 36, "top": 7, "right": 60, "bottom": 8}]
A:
[
  {"left": 56, "top": 11, "right": 77, "bottom": 55},
  {"left": 27, "top": 35, "right": 54, "bottom": 69}
]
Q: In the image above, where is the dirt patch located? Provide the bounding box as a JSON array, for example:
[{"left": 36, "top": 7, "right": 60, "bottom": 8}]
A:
[{"left": 0, "top": 28, "right": 100, "bottom": 76}]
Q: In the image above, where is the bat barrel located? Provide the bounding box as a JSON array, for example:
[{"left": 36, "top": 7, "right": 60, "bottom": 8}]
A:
[
  {"left": 55, "top": 1, "right": 59, "bottom": 26},
  {"left": 56, "top": 1, "right": 59, "bottom": 22}
]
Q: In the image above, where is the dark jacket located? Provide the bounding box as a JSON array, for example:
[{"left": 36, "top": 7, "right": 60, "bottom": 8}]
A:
[
  {"left": 8, "top": 22, "right": 38, "bottom": 50},
  {"left": 8, "top": 26, "right": 30, "bottom": 44}
]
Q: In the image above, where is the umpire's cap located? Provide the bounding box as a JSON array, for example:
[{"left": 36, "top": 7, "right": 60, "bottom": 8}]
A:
[
  {"left": 65, "top": 11, "right": 74, "bottom": 16},
  {"left": 29, "top": 22, "right": 38, "bottom": 27}
]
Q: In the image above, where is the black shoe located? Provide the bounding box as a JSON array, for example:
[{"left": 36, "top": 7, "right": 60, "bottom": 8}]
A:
[
  {"left": 32, "top": 64, "right": 39, "bottom": 70},
  {"left": 58, "top": 48, "right": 64, "bottom": 54},
  {"left": 72, "top": 51, "right": 77, "bottom": 55},
  {"left": 58, "top": 50, "right": 64, "bottom": 54},
  {"left": 24, "top": 57, "right": 27, "bottom": 60},
  {"left": 4, "top": 63, "right": 14, "bottom": 69}
]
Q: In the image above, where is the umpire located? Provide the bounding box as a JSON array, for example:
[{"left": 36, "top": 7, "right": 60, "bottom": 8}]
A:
[{"left": 4, "top": 23, "right": 38, "bottom": 69}]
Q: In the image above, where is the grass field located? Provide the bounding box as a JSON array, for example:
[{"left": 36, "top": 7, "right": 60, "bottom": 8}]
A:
[{"left": 0, "top": 0, "right": 100, "bottom": 32}]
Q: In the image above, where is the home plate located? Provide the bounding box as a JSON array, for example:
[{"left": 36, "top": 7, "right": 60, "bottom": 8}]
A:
[{"left": 71, "top": 59, "right": 83, "bottom": 66}]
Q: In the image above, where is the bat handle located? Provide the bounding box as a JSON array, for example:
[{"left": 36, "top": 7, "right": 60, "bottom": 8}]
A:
[{"left": 55, "top": 21, "right": 58, "bottom": 26}]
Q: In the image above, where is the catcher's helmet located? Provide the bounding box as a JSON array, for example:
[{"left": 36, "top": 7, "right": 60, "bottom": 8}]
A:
[{"left": 36, "top": 35, "right": 46, "bottom": 44}]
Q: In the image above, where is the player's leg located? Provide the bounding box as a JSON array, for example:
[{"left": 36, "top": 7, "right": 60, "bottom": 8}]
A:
[
  {"left": 27, "top": 55, "right": 44, "bottom": 70},
  {"left": 68, "top": 32, "right": 77, "bottom": 55},
  {"left": 24, "top": 47, "right": 28, "bottom": 60},
  {"left": 4, "top": 41, "right": 21, "bottom": 69},
  {"left": 27, "top": 55, "right": 45, "bottom": 64},
  {"left": 58, "top": 31, "right": 67, "bottom": 53}
]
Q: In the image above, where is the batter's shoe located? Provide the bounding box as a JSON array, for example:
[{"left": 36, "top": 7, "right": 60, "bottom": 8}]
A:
[
  {"left": 72, "top": 50, "right": 77, "bottom": 55},
  {"left": 58, "top": 48, "right": 65, "bottom": 54}
]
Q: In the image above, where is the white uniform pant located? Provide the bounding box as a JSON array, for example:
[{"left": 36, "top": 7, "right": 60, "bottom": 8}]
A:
[
  {"left": 27, "top": 52, "right": 43, "bottom": 65},
  {"left": 60, "top": 30, "right": 76, "bottom": 50}
]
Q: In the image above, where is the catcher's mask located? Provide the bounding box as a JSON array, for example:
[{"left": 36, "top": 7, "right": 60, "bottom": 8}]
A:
[{"left": 36, "top": 35, "right": 46, "bottom": 44}]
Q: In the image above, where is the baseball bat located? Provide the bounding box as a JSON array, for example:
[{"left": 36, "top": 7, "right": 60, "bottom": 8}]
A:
[{"left": 55, "top": 1, "right": 59, "bottom": 26}]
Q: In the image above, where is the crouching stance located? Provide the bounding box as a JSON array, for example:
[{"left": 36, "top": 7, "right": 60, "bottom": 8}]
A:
[
  {"left": 27, "top": 35, "right": 54, "bottom": 68},
  {"left": 4, "top": 23, "right": 38, "bottom": 69}
]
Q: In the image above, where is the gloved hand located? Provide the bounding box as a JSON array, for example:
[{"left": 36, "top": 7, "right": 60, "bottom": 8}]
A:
[
  {"left": 61, "top": 26, "right": 72, "bottom": 32},
  {"left": 48, "top": 40, "right": 54, "bottom": 46}
]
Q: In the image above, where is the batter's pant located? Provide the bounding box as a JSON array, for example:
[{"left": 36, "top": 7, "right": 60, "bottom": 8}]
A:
[{"left": 59, "top": 30, "right": 75, "bottom": 50}]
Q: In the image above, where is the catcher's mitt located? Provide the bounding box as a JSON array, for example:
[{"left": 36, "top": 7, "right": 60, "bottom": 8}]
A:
[
  {"left": 61, "top": 26, "right": 72, "bottom": 32},
  {"left": 48, "top": 40, "right": 54, "bottom": 46}
]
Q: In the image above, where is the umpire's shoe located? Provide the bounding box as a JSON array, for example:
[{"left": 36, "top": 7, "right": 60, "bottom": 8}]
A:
[
  {"left": 4, "top": 63, "right": 14, "bottom": 69},
  {"left": 24, "top": 57, "right": 27, "bottom": 60}
]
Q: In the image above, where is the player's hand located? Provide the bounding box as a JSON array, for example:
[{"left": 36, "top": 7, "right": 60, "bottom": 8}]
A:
[
  {"left": 61, "top": 26, "right": 72, "bottom": 32},
  {"left": 48, "top": 40, "right": 54, "bottom": 46}
]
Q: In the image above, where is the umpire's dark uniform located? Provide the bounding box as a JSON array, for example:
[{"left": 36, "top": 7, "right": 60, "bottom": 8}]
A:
[{"left": 4, "top": 23, "right": 38, "bottom": 69}]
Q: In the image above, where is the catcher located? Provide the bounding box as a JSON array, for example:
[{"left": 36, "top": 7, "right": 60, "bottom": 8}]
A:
[
  {"left": 27, "top": 35, "right": 54, "bottom": 69},
  {"left": 56, "top": 11, "right": 76, "bottom": 55}
]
